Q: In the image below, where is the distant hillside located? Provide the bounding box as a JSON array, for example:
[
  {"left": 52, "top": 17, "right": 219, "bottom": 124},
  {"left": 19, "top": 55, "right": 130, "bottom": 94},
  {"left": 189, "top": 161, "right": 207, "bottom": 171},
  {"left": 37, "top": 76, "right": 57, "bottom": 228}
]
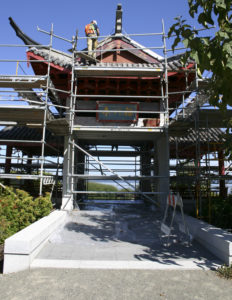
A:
[{"left": 87, "top": 182, "right": 133, "bottom": 200}]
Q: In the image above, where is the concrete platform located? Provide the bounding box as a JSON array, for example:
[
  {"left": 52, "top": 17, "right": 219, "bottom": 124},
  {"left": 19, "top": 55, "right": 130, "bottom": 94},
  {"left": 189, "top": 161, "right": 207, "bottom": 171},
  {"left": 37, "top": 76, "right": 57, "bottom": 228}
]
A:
[
  {"left": 3, "top": 210, "right": 67, "bottom": 274},
  {"left": 33, "top": 205, "right": 221, "bottom": 270}
]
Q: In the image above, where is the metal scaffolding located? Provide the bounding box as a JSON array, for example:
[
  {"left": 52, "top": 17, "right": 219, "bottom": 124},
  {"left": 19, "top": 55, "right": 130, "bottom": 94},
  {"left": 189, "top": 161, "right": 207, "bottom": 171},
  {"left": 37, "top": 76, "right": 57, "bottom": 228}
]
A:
[
  {"left": 0, "top": 23, "right": 62, "bottom": 197},
  {"left": 0, "top": 19, "right": 230, "bottom": 212},
  {"left": 168, "top": 63, "right": 232, "bottom": 219}
]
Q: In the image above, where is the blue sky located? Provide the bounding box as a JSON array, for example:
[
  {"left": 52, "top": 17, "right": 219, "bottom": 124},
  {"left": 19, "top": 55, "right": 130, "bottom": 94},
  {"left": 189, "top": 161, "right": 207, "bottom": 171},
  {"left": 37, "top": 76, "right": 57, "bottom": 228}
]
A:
[
  {"left": 1, "top": 0, "right": 195, "bottom": 46},
  {"left": 0, "top": 0, "right": 204, "bottom": 75}
]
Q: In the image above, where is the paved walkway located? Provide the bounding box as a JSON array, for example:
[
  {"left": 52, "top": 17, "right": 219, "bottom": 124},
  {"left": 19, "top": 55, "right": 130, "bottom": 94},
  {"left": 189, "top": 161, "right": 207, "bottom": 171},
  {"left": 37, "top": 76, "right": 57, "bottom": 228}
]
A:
[
  {"left": 0, "top": 268, "right": 232, "bottom": 299},
  {"left": 33, "top": 205, "right": 221, "bottom": 270},
  {"left": 1, "top": 205, "right": 231, "bottom": 299}
]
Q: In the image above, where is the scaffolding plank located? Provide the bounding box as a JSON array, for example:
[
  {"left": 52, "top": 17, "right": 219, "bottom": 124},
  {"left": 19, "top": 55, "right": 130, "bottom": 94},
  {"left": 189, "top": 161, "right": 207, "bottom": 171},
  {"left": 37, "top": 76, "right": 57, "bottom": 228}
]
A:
[
  {"left": 0, "top": 105, "right": 53, "bottom": 125},
  {"left": 0, "top": 76, "right": 47, "bottom": 89},
  {"left": 73, "top": 126, "right": 163, "bottom": 142}
]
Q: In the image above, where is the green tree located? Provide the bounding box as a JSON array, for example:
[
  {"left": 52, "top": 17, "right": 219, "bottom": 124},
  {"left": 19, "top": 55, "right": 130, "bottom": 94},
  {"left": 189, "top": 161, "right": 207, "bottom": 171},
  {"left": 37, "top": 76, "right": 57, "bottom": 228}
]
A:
[{"left": 168, "top": 0, "right": 232, "bottom": 108}]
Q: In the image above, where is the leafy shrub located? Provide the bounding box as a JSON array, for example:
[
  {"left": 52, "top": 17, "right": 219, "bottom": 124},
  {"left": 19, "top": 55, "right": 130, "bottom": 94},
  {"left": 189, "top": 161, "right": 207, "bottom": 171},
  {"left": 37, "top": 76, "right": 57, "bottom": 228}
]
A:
[
  {"left": 201, "top": 195, "right": 232, "bottom": 230},
  {"left": 0, "top": 186, "right": 52, "bottom": 244},
  {"left": 210, "top": 196, "right": 232, "bottom": 229},
  {"left": 0, "top": 217, "right": 11, "bottom": 244}
]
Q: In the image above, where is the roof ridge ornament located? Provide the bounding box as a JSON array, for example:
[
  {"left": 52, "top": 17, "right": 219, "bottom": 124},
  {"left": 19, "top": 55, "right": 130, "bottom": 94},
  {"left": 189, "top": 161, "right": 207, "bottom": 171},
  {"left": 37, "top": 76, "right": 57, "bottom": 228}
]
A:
[
  {"left": 9, "top": 17, "right": 41, "bottom": 47},
  {"left": 115, "top": 4, "right": 123, "bottom": 35}
]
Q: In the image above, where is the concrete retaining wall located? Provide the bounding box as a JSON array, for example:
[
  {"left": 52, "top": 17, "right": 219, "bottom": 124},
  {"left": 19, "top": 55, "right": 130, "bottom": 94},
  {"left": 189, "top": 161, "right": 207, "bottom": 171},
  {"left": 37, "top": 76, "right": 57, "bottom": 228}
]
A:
[
  {"left": 3, "top": 210, "right": 67, "bottom": 274},
  {"left": 177, "top": 214, "right": 232, "bottom": 265}
]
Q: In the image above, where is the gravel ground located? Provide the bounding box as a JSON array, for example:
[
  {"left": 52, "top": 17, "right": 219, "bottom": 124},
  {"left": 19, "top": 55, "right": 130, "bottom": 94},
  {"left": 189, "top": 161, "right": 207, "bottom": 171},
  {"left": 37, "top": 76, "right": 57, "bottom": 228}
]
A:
[{"left": 0, "top": 268, "right": 232, "bottom": 300}]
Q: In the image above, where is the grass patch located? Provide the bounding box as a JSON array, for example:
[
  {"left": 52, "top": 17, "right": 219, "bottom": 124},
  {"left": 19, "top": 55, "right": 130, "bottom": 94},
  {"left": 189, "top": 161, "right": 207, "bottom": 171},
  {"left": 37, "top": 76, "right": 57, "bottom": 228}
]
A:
[{"left": 217, "top": 264, "right": 232, "bottom": 280}]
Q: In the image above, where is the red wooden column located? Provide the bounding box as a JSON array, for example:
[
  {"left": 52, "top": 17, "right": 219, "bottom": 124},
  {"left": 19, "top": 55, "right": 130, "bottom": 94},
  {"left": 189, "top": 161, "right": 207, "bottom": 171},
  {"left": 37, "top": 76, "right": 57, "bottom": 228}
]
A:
[
  {"left": 5, "top": 146, "right": 12, "bottom": 173},
  {"left": 218, "top": 150, "right": 227, "bottom": 198}
]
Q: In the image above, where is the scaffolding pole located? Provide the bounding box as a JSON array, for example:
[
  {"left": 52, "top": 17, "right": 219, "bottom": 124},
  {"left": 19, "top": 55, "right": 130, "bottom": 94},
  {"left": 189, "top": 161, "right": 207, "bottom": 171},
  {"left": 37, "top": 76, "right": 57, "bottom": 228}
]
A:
[{"left": 39, "top": 23, "right": 53, "bottom": 195}]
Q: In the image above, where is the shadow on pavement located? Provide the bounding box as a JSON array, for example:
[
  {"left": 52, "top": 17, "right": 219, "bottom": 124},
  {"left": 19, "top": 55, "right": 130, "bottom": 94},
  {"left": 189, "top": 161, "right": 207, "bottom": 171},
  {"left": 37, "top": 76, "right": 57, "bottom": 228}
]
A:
[{"left": 57, "top": 204, "right": 220, "bottom": 268}]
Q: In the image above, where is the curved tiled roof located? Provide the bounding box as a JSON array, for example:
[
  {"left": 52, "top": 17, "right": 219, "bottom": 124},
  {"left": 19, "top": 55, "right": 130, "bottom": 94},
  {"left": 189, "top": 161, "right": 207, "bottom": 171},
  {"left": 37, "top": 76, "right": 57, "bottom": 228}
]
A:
[
  {"left": 9, "top": 17, "right": 194, "bottom": 72},
  {"left": 28, "top": 46, "right": 191, "bottom": 73},
  {"left": 29, "top": 47, "right": 72, "bottom": 69},
  {"left": 169, "top": 128, "right": 224, "bottom": 143}
]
